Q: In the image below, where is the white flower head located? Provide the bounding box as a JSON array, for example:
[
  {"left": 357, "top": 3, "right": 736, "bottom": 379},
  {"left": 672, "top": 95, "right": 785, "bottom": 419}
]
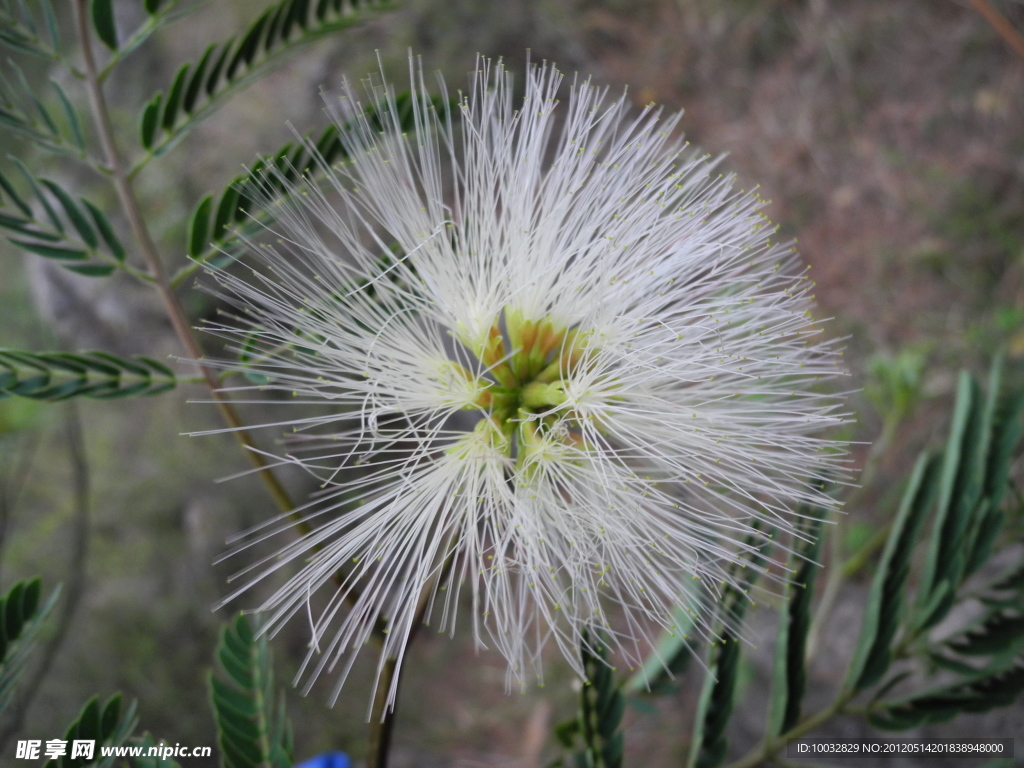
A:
[{"left": 205, "top": 54, "right": 849, "bottom": 708}]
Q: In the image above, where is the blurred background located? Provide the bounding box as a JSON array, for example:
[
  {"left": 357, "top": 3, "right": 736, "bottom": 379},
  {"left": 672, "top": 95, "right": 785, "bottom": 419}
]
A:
[{"left": 1, "top": 0, "right": 1023, "bottom": 765}]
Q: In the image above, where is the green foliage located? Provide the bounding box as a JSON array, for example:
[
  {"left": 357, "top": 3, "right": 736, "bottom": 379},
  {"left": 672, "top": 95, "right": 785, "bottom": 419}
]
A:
[
  {"left": 130, "top": 734, "right": 183, "bottom": 768},
  {"left": 0, "top": 577, "right": 41, "bottom": 664},
  {"left": 689, "top": 624, "right": 742, "bottom": 768},
  {"left": 209, "top": 614, "right": 293, "bottom": 768},
  {"left": 858, "top": 360, "right": 1024, "bottom": 730},
  {"left": 0, "top": 61, "right": 87, "bottom": 157},
  {"left": 0, "top": 163, "right": 127, "bottom": 276},
  {"left": 868, "top": 654, "right": 1024, "bottom": 730},
  {"left": 615, "top": 360, "right": 1024, "bottom": 762},
  {"left": 622, "top": 602, "right": 698, "bottom": 696},
  {"left": 0, "top": 0, "right": 61, "bottom": 60},
  {"left": 915, "top": 361, "right": 1012, "bottom": 632},
  {"left": 0, "top": 578, "right": 58, "bottom": 712},
  {"left": 552, "top": 629, "right": 625, "bottom": 768},
  {"left": 864, "top": 348, "right": 927, "bottom": 427},
  {"left": 844, "top": 453, "right": 940, "bottom": 692},
  {"left": 688, "top": 542, "right": 774, "bottom": 767},
  {"left": 0, "top": 350, "right": 176, "bottom": 401},
  {"left": 43, "top": 694, "right": 139, "bottom": 768},
  {"left": 138, "top": 0, "right": 395, "bottom": 157},
  {"left": 766, "top": 514, "right": 824, "bottom": 737},
  {"left": 91, "top": 0, "right": 118, "bottom": 51},
  {"left": 182, "top": 91, "right": 449, "bottom": 276}
]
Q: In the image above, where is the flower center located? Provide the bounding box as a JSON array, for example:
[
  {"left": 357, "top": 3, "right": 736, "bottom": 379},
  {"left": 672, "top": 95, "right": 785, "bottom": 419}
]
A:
[{"left": 459, "top": 310, "right": 595, "bottom": 468}]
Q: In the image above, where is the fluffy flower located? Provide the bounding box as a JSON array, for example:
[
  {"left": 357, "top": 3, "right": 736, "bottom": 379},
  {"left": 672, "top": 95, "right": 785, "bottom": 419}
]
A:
[{"left": 205, "top": 55, "right": 848, "bottom": 706}]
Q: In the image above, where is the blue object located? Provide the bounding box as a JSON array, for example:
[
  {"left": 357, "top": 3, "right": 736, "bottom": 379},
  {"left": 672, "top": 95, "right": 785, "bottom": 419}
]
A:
[{"left": 294, "top": 752, "right": 351, "bottom": 768}]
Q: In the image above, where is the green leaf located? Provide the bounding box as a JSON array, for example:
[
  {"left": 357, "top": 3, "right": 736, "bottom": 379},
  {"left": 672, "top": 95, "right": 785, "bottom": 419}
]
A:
[
  {"left": 188, "top": 194, "right": 213, "bottom": 258},
  {"left": 76, "top": 697, "right": 102, "bottom": 744},
  {"left": 41, "top": 0, "right": 60, "bottom": 51},
  {"left": 0, "top": 27, "right": 50, "bottom": 59},
  {"left": 983, "top": 388, "right": 1024, "bottom": 514},
  {"left": 39, "top": 179, "right": 97, "bottom": 249},
  {"left": 2, "top": 580, "right": 28, "bottom": 650},
  {"left": 138, "top": 0, "right": 395, "bottom": 162},
  {"left": 0, "top": 169, "right": 32, "bottom": 217},
  {"left": 281, "top": 0, "right": 306, "bottom": 40},
  {"left": 144, "top": 0, "right": 163, "bottom": 14},
  {"left": 263, "top": 3, "right": 287, "bottom": 53},
  {"left": 81, "top": 199, "right": 126, "bottom": 261},
  {"left": 138, "top": 355, "right": 175, "bottom": 378},
  {"left": 554, "top": 719, "right": 580, "bottom": 748},
  {"left": 50, "top": 79, "right": 86, "bottom": 151},
  {"left": 131, "top": 733, "right": 183, "bottom": 768},
  {"left": 7, "top": 237, "right": 87, "bottom": 261},
  {"left": 205, "top": 43, "right": 233, "bottom": 97},
  {"left": 915, "top": 373, "right": 986, "bottom": 630},
  {"left": 963, "top": 502, "right": 1004, "bottom": 579},
  {"left": 91, "top": 0, "right": 118, "bottom": 50},
  {"left": 989, "top": 560, "right": 1024, "bottom": 594},
  {"left": 100, "top": 694, "right": 122, "bottom": 740},
  {"left": 945, "top": 609, "right": 1024, "bottom": 658},
  {"left": 767, "top": 515, "right": 824, "bottom": 737},
  {"left": 211, "top": 676, "right": 259, "bottom": 720},
  {"left": 162, "top": 64, "right": 190, "bottom": 130},
  {"left": 869, "top": 655, "right": 1024, "bottom": 730},
  {"left": 209, "top": 614, "right": 293, "bottom": 768},
  {"left": 686, "top": 524, "right": 776, "bottom": 768},
  {"left": 845, "top": 453, "right": 941, "bottom": 692},
  {"left": 218, "top": 644, "right": 255, "bottom": 690},
  {"left": 140, "top": 93, "right": 162, "bottom": 149},
  {"left": 0, "top": 581, "right": 59, "bottom": 713},
  {"left": 10, "top": 156, "right": 63, "bottom": 233},
  {"left": 623, "top": 602, "right": 699, "bottom": 696},
  {"left": 183, "top": 45, "right": 216, "bottom": 114},
  {"left": 212, "top": 183, "right": 241, "bottom": 241},
  {"left": 571, "top": 628, "right": 625, "bottom": 768},
  {"left": 227, "top": 11, "right": 271, "bottom": 80},
  {"left": 64, "top": 263, "right": 116, "bottom": 277},
  {"left": 50, "top": 694, "right": 138, "bottom": 766},
  {"left": 6, "top": 59, "right": 59, "bottom": 138},
  {"left": 0, "top": 349, "right": 176, "bottom": 401}
]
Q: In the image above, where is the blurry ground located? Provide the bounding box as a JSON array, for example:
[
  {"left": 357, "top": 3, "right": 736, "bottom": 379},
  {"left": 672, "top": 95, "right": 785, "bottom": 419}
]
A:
[{"left": 2, "top": 0, "right": 1024, "bottom": 766}]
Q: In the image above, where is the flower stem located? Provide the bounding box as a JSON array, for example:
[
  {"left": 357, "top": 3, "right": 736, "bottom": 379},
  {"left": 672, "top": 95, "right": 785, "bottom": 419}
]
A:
[
  {"left": 366, "top": 552, "right": 455, "bottom": 768},
  {"left": 72, "top": 0, "right": 297, "bottom": 518},
  {"left": 367, "top": 657, "right": 400, "bottom": 768}
]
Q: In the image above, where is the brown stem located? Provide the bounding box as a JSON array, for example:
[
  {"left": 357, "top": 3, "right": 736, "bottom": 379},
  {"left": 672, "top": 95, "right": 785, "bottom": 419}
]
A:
[
  {"left": 366, "top": 553, "right": 455, "bottom": 768},
  {"left": 968, "top": 0, "right": 1024, "bottom": 60},
  {"left": 72, "top": 0, "right": 296, "bottom": 518},
  {"left": 367, "top": 657, "right": 400, "bottom": 768}
]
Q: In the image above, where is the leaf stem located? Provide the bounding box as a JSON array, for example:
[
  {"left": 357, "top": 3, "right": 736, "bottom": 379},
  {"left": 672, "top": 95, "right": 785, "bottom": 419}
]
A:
[
  {"left": 72, "top": 0, "right": 297, "bottom": 518},
  {"left": 723, "top": 689, "right": 856, "bottom": 768}
]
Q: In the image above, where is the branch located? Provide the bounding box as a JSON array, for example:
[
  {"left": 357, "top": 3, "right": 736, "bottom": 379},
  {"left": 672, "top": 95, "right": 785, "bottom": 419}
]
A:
[
  {"left": 968, "top": 0, "right": 1024, "bottom": 59},
  {"left": 71, "top": 0, "right": 298, "bottom": 519}
]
